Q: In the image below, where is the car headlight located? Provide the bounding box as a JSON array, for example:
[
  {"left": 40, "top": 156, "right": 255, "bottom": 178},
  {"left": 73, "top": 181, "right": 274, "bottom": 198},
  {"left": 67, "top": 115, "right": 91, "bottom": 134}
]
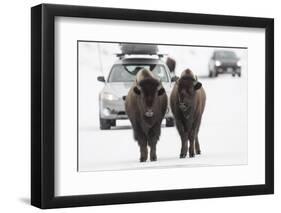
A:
[
  {"left": 237, "top": 60, "right": 241, "bottom": 66},
  {"left": 101, "top": 92, "right": 118, "bottom": 101},
  {"left": 215, "top": 60, "right": 221, "bottom": 66},
  {"left": 102, "top": 108, "right": 111, "bottom": 116}
]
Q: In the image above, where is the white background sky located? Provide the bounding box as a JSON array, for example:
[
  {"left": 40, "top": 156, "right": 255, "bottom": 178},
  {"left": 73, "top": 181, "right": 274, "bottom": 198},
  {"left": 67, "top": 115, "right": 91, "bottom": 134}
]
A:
[
  {"left": 0, "top": 0, "right": 279, "bottom": 212},
  {"left": 79, "top": 42, "right": 246, "bottom": 78}
]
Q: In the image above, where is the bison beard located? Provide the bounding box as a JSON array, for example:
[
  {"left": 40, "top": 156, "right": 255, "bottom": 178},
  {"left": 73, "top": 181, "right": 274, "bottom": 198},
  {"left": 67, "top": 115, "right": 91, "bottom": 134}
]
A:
[
  {"left": 125, "top": 69, "right": 167, "bottom": 162},
  {"left": 170, "top": 69, "right": 206, "bottom": 158}
]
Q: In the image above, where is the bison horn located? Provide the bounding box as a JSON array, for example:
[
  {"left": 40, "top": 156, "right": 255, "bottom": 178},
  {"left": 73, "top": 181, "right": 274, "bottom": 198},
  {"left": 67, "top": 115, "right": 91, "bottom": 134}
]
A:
[
  {"left": 193, "top": 75, "right": 202, "bottom": 90},
  {"left": 193, "top": 75, "right": 198, "bottom": 85},
  {"left": 157, "top": 84, "right": 166, "bottom": 96},
  {"left": 193, "top": 75, "right": 199, "bottom": 86}
]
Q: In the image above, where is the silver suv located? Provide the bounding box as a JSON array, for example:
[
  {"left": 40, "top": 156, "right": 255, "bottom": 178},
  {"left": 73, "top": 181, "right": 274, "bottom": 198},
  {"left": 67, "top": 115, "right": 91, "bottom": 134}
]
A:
[{"left": 97, "top": 56, "right": 175, "bottom": 129}]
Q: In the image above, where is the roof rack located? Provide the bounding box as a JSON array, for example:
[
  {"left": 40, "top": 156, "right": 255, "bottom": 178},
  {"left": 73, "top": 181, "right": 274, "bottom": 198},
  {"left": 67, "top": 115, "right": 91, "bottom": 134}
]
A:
[{"left": 115, "top": 53, "right": 167, "bottom": 59}]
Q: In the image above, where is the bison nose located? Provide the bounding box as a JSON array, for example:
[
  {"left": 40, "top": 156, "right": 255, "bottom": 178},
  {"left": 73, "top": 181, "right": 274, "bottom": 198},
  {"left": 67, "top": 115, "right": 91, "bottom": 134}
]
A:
[
  {"left": 144, "top": 109, "right": 154, "bottom": 117},
  {"left": 179, "top": 102, "right": 187, "bottom": 110},
  {"left": 179, "top": 102, "right": 186, "bottom": 107},
  {"left": 179, "top": 103, "right": 191, "bottom": 112}
]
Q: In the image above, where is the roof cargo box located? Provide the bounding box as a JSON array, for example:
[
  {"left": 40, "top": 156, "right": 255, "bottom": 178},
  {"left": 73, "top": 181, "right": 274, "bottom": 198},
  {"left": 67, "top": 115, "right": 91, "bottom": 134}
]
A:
[{"left": 120, "top": 44, "right": 158, "bottom": 55}]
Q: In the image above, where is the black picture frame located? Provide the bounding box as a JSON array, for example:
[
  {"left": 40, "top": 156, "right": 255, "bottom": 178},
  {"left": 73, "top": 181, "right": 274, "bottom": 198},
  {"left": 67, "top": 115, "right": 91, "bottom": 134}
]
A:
[{"left": 31, "top": 3, "right": 274, "bottom": 209}]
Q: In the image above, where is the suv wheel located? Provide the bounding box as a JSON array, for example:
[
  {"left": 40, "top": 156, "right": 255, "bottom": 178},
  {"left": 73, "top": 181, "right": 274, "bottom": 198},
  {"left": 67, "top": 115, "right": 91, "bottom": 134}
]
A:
[
  {"left": 214, "top": 71, "right": 218, "bottom": 77},
  {"left": 110, "top": 119, "right": 116, "bottom": 127},
  {"left": 209, "top": 69, "right": 214, "bottom": 78},
  {"left": 166, "top": 118, "right": 175, "bottom": 127},
  {"left": 209, "top": 70, "right": 213, "bottom": 78},
  {"left": 100, "top": 118, "right": 111, "bottom": 130}
]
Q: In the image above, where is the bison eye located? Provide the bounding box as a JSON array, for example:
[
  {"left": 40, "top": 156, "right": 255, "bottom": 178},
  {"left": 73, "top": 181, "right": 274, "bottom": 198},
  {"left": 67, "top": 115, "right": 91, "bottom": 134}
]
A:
[
  {"left": 158, "top": 88, "right": 165, "bottom": 96},
  {"left": 133, "top": 86, "right": 141, "bottom": 95}
]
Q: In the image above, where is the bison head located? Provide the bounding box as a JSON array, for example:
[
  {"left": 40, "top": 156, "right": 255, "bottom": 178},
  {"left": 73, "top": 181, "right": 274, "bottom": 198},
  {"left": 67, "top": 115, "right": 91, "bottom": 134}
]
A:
[
  {"left": 133, "top": 78, "right": 165, "bottom": 118},
  {"left": 177, "top": 75, "right": 202, "bottom": 118}
]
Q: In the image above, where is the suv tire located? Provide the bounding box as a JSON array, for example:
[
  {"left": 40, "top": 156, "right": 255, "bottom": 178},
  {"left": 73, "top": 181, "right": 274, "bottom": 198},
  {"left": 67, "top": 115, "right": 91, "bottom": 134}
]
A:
[
  {"left": 166, "top": 118, "right": 175, "bottom": 127},
  {"left": 100, "top": 118, "right": 111, "bottom": 130}
]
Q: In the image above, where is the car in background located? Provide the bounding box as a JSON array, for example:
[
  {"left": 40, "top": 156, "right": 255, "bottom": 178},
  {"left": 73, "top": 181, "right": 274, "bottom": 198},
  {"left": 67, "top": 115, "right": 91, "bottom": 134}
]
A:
[
  {"left": 208, "top": 50, "right": 242, "bottom": 77},
  {"left": 97, "top": 44, "right": 176, "bottom": 130}
]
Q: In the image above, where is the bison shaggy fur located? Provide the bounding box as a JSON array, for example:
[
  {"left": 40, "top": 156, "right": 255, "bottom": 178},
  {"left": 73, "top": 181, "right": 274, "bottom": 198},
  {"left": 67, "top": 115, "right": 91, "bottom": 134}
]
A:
[
  {"left": 170, "top": 69, "right": 206, "bottom": 158},
  {"left": 125, "top": 68, "right": 168, "bottom": 162}
]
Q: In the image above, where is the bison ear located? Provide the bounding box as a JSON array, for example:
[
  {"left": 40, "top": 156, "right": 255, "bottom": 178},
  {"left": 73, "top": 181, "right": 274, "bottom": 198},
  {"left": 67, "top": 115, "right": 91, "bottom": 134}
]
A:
[
  {"left": 194, "top": 82, "right": 202, "bottom": 90},
  {"left": 158, "top": 87, "right": 166, "bottom": 96},
  {"left": 133, "top": 86, "right": 141, "bottom": 95}
]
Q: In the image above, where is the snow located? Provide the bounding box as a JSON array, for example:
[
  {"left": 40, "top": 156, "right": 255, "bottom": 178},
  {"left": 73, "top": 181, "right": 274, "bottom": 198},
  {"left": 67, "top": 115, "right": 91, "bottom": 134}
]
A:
[{"left": 78, "top": 42, "right": 247, "bottom": 172}]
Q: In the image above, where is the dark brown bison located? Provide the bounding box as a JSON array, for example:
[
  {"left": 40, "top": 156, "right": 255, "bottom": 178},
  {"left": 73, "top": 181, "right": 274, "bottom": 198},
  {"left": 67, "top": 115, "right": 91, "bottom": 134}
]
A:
[
  {"left": 170, "top": 69, "right": 206, "bottom": 158},
  {"left": 125, "top": 68, "right": 168, "bottom": 162}
]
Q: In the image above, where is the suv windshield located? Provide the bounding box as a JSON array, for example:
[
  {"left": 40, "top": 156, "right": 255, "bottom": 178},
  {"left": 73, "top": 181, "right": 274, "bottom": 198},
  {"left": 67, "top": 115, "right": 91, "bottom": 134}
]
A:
[
  {"left": 108, "top": 64, "right": 169, "bottom": 82},
  {"left": 215, "top": 51, "right": 237, "bottom": 59}
]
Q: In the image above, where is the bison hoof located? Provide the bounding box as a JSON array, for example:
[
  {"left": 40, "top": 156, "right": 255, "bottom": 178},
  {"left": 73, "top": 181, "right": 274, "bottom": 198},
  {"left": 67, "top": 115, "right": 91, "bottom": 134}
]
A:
[
  {"left": 189, "top": 153, "right": 195, "bottom": 158},
  {"left": 150, "top": 156, "right": 157, "bottom": 161},
  {"left": 196, "top": 150, "right": 201, "bottom": 155},
  {"left": 140, "top": 157, "right": 147, "bottom": 162},
  {"left": 180, "top": 153, "right": 187, "bottom": 158}
]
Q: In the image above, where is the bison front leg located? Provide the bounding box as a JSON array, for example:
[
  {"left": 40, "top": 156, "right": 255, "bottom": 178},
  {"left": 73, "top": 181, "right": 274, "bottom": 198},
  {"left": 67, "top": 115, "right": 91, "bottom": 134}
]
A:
[
  {"left": 135, "top": 132, "right": 148, "bottom": 162},
  {"left": 176, "top": 121, "right": 188, "bottom": 158},
  {"left": 188, "top": 133, "right": 195, "bottom": 158},
  {"left": 195, "top": 135, "right": 201, "bottom": 155},
  {"left": 133, "top": 127, "right": 148, "bottom": 162},
  {"left": 194, "top": 123, "right": 202, "bottom": 155},
  {"left": 148, "top": 126, "right": 161, "bottom": 161},
  {"left": 180, "top": 133, "right": 188, "bottom": 158},
  {"left": 149, "top": 143, "right": 157, "bottom": 161},
  {"left": 139, "top": 144, "right": 148, "bottom": 162}
]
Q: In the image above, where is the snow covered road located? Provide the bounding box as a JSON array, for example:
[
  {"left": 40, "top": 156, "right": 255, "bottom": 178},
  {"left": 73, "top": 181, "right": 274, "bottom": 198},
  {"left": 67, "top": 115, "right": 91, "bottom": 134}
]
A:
[{"left": 78, "top": 75, "right": 247, "bottom": 172}]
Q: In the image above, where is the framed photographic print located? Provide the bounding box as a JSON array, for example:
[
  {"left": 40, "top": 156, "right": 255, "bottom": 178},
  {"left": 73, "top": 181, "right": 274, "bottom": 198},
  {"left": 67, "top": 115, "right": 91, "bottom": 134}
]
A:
[{"left": 31, "top": 4, "right": 274, "bottom": 209}]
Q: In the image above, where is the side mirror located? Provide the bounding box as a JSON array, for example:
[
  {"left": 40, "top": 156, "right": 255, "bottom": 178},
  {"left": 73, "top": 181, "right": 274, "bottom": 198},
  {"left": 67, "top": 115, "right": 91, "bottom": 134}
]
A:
[
  {"left": 97, "top": 76, "right": 105, "bottom": 82},
  {"left": 171, "top": 76, "right": 179, "bottom": 82}
]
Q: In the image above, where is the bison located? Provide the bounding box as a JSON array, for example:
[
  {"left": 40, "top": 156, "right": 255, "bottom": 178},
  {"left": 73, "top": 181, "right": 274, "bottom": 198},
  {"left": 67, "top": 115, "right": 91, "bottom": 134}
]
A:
[
  {"left": 125, "top": 68, "right": 168, "bottom": 162},
  {"left": 166, "top": 57, "right": 176, "bottom": 73},
  {"left": 170, "top": 69, "right": 206, "bottom": 158}
]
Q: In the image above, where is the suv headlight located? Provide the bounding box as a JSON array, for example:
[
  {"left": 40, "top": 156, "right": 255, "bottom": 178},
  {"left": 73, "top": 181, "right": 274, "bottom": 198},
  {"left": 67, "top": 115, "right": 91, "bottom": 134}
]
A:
[
  {"left": 237, "top": 60, "right": 241, "bottom": 66},
  {"left": 101, "top": 92, "right": 118, "bottom": 101},
  {"left": 215, "top": 60, "right": 221, "bottom": 66}
]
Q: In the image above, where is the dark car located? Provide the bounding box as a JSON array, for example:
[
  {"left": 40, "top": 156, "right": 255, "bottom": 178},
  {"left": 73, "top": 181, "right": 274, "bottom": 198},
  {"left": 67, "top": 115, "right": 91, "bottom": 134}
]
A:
[{"left": 208, "top": 50, "right": 242, "bottom": 77}]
